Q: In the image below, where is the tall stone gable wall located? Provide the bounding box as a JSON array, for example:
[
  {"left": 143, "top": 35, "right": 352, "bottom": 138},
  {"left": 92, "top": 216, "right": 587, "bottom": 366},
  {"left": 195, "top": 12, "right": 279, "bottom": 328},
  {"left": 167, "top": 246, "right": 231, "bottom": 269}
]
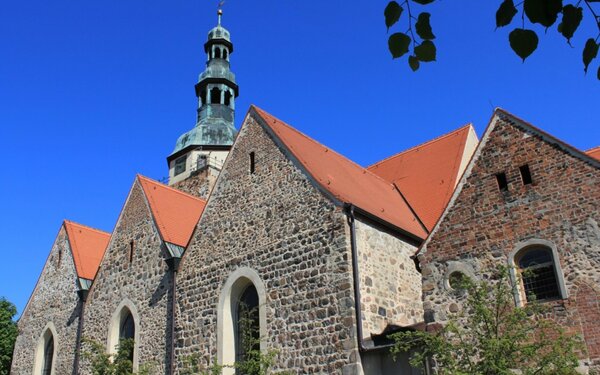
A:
[
  {"left": 419, "top": 115, "right": 600, "bottom": 366},
  {"left": 355, "top": 219, "right": 421, "bottom": 339},
  {"left": 175, "top": 113, "right": 361, "bottom": 374},
  {"left": 11, "top": 226, "right": 81, "bottom": 375},
  {"left": 81, "top": 180, "right": 173, "bottom": 373}
]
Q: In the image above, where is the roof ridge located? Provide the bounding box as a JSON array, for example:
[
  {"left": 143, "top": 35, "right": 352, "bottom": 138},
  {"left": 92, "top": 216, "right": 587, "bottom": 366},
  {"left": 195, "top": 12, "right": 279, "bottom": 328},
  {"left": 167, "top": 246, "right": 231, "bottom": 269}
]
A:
[
  {"left": 367, "top": 123, "right": 473, "bottom": 169},
  {"left": 586, "top": 146, "right": 600, "bottom": 152},
  {"left": 137, "top": 174, "right": 207, "bottom": 203},
  {"left": 63, "top": 220, "right": 111, "bottom": 236},
  {"left": 253, "top": 107, "right": 401, "bottom": 191}
]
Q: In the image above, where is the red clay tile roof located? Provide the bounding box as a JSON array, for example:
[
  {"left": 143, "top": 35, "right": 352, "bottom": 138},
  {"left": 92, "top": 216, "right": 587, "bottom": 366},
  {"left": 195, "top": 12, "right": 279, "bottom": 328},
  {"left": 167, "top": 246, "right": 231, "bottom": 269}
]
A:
[
  {"left": 367, "top": 125, "right": 477, "bottom": 231},
  {"left": 64, "top": 221, "right": 110, "bottom": 280},
  {"left": 587, "top": 146, "right": 600, "bottom": 160},
  {"left": 252, "top": 106, "right": 428, "bottom": 240},
  {"left": 138, "top": 175, "right": 206, "bottom": 247}
]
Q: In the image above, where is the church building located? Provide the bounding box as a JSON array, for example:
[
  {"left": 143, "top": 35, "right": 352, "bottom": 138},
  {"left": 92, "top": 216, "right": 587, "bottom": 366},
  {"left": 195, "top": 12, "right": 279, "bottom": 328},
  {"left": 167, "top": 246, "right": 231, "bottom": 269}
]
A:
[{"left": 11, "top": 10, "right": 600, "bottom": 375}]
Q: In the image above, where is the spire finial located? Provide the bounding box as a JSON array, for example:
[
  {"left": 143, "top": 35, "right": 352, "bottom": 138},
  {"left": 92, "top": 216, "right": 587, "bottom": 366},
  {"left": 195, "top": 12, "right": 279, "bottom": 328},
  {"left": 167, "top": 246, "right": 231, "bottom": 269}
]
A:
[{"left": 217, "top": 1, "right": 225, "bottom": 25}]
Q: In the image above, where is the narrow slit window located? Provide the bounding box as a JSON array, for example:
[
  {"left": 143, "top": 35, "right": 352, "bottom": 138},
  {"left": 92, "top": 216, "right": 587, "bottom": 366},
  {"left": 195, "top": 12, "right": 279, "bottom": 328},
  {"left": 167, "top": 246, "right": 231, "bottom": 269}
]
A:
[
  {"left": 250, "top": 152, "right": 255, "bottom": 174},
  {"left": 58, "top": 248, "right": 62, "bottom": 267},
  {"left": 519, "top": 164, "right": 533, "bottom": 185},
  {"left": 495, "top": 172, "right": 508, "bottom": 191},
  {"left": 129, "top": 240, "right": 134, "bottom": 264}
]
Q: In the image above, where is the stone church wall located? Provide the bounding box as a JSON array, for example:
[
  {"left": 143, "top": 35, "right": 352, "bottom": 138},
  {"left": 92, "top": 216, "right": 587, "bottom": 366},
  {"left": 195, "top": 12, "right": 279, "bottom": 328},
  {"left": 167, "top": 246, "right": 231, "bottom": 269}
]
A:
[
  {"left": 354, "top": 218, "right": 422, "bottom": 339},
  {"left": 419, "top": 114, "right": 600, "bottom": 368},
  {"left": 81, "top": 181, "right": 173, "bottom": 374},
  {"left": 11, "top": 226, "right": 81, "bottom": 375},
  {"left": 174, "top": 114, "right": 361, "bottom": 374}
]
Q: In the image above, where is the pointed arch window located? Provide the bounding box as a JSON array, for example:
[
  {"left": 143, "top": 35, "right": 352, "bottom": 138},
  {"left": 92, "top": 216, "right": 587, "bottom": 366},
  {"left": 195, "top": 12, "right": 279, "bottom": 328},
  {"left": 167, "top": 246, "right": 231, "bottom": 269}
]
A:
[
  {"left": 235, "top": 284, "right": 259, "bottom": 365},
  {"left": 108, "top": 300, "right": 140, "bottom": 370},
  {"left": 41, "top": 334, "right": 54, "bottom": 375},
  {"left": 34, "top": 324, "right": 57, "bottom": 375}
]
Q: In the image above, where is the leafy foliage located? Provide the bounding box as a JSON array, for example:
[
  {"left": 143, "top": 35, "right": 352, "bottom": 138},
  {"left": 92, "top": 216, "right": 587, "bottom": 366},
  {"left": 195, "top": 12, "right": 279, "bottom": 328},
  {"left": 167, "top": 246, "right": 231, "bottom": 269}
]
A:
[
  {"left": 390, "top": 268, "right": 582, "bottom": 375},
  {"left": 384, "top": 0, "right": 600, "bottom": 79},
  {"left": 82, "top": 338, "right": 152, "bottom": 375},
  {"left": 179, "top": 304, "right": 290, "bottom": 375},
  {"left": 0, "top": 297, "right": 18, "bottom": 375}
]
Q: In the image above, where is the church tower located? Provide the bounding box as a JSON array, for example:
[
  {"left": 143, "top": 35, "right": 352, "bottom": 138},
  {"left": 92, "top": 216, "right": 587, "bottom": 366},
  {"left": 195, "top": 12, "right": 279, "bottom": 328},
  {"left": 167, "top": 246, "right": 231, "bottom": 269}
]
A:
[{"left": 167, "top": 9, "right": 238, "bottom": 193}]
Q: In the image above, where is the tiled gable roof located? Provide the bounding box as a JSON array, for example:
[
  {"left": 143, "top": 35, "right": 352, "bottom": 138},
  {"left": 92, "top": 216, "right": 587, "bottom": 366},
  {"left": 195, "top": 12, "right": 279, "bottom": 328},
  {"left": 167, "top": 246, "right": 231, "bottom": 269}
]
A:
[
  {"left": 367, "top": 125, "right": 478, "bottom": 231},
  {"left": 138, "top": 175, "right": 206, "bottom": 247},
  {"left": 587, "top": 146, "right": 600, "bottom": 160},
  {"left": 252, "top": 106, "right": 428, "bottom": 240},
  {"left": 64, "top": 220, "right": 110, "bottom": 280}
]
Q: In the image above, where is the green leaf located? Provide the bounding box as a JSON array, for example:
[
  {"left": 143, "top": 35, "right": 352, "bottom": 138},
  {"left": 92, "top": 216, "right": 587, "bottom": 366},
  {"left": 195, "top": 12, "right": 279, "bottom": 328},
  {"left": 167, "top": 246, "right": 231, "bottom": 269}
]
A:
[
  {"left": 384, "top": 1, "right": 403, "bottom": 31},
  {"left": 409, "top": 55, "right": 420, "bottom": 71},
  {"left": 524, "top": 0, "right": 563, "bottom": 28},
  {"left": 416, "top": 13, "right": 435, "bottom": 40},
  {"left": 597, "top": 66, "right": 600, "bottom": 80},
  {"left": 496, "top": 0, "right": 518, "bottom": 28},
  {"left": 558, "top": 5, "right": 582, "bottom": 43},
  {"left": 388, "top": 33, "right": 411, "bottom": 58},
  {"left": 412, "top": 0, "right": 435, "bottom": 4},
  {"left": 414, "top": 41, "right": 436, "bottom": 62},
  {"left": 583, "top": 38, "right": 599, "bottom": 73},
  {"left": 509, "top": 28, "right": 539, "bottom": 61}
]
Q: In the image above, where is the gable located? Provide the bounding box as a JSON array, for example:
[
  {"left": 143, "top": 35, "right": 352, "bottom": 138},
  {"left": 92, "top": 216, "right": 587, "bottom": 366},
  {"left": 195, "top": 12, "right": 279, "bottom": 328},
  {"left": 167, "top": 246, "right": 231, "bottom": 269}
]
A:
[
  {"left": 588, "top": 146, "right": 600, "bottom": 161},
  {"left": 420, "top": 108, "right": 600, "bottom": 258},
  {"left": 251, "top": 106, "right": 427, "bottom": 240},
  {"left": 64, "top": 220, "right": 110, "bottom": 280},
  {"left": 368, "top": 125, "right": 478, "bottom": 231}
]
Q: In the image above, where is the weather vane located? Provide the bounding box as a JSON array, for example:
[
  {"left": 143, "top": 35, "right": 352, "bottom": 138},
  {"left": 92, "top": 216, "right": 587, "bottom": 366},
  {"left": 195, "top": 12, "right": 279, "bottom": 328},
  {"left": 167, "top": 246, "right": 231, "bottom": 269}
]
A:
[{"left": 218, "top": 1, "right": 226, "bottom": 24}]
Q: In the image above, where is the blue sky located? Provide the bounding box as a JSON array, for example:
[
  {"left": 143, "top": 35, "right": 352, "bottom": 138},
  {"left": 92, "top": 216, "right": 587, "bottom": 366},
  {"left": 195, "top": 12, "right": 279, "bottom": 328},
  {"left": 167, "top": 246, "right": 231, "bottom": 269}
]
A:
[{"left": 1, "top": 0, "right": 598, "bottom": 316}]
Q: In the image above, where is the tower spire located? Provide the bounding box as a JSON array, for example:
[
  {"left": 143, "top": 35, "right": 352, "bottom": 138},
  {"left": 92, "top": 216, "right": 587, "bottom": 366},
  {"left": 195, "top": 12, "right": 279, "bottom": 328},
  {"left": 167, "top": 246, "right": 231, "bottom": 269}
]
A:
[{"left": 167, "top": 8, "right": 238, "bottom": 186}]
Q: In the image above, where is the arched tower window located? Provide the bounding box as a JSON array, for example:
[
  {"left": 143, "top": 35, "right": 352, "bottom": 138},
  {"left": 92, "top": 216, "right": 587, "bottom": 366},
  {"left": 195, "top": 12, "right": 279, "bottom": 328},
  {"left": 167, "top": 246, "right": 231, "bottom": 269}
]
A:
[
  {"left": 224, "top": 90, "right": 232, "bottom": 107},
  {"left": 210, "top": 87, "right": 221, "bottom": 104},
  {"left": 508, "top": 240, "right": 568, "bottom": 306},
  {"left": 223, "top": 49, "right": 228, "bottom": 60},
  {"left": 235, "top": 284, "right": 259, "bottom": 365},
  {"left": 215, "top": 48, "right": 221, "bottom": 59},
  {"left": 34, "top": 324, "right": 57, "bottom": 375}
]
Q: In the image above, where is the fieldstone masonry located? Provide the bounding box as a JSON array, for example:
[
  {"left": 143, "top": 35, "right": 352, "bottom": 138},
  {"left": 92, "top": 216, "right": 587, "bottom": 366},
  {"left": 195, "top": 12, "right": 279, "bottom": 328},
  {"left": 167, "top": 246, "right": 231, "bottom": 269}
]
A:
[
  {"left": 11, "top": 226, "right": 82, "bottom": 375},
  {"left": 419, "top": 112, "right": 600, "bottom": 370},
  {"left": 354, "top": 219, "right": 422, "bottom": 339},
  {"left": 81, "top": 179, "right": 174, "bottom": 374}
]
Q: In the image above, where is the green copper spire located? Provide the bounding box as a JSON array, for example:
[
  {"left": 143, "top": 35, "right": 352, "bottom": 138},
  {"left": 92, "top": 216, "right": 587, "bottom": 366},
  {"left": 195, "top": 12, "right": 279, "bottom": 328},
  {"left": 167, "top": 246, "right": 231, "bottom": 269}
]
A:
[{"left": 169, "top": 9, "right": 238, "bottom": 157}]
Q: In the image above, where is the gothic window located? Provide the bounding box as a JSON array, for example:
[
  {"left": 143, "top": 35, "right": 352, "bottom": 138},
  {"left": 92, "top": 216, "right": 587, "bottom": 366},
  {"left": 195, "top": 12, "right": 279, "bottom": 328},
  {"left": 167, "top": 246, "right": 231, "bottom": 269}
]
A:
[
  {"left": 174, "top": 155, "right": 187, "bottom": 176},
  {"left": 34, "top": 325, "right": 57, "bottom": 375},
  {"left": 41, "top": 334, "right": 54, "bottom": 375},
  {"left": 218, "top": 268, "right": 267, "bottom": 374},
  {"left": 235, "top": 284, "right": 259, "bottom": 366},
  {"left": 224, "top": 90, "right": 232, "bottom": 107},
  {"left": 516, "top": 246, "right": 561, "bottom": 302},
  {"left": 211, "top": 87, "right": 221, "bottom": 104},
  {"left": 108, "top": 301, "right": 139, "bottom": 370}
]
